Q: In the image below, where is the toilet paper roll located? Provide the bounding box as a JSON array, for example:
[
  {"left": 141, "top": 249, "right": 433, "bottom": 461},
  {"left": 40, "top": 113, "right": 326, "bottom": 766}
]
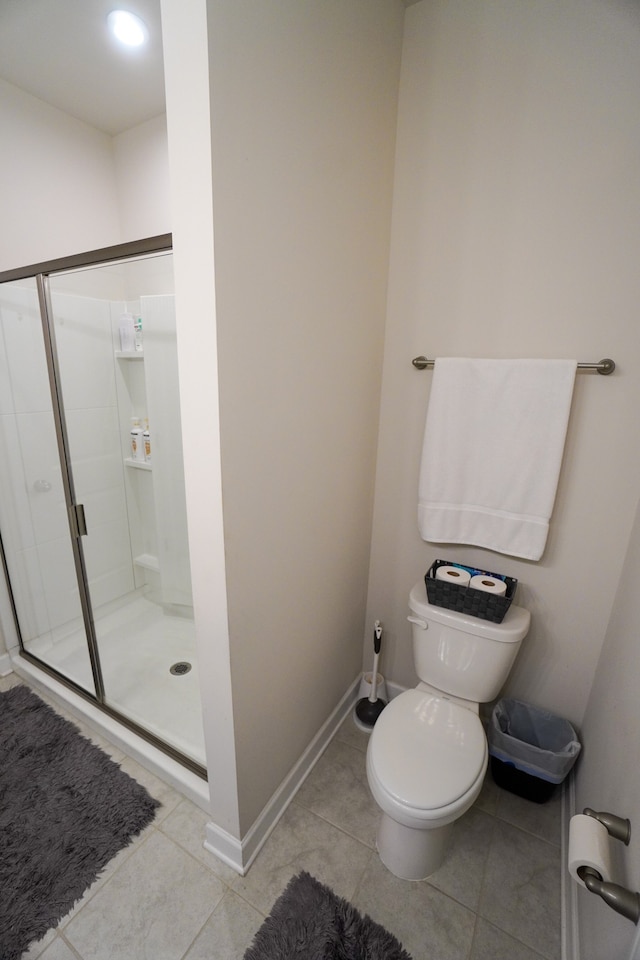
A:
[
  {"left": 568, "top": 814, "right": 612, "bottom": 887},
  {"left": 469, "top": 574, "right": 507, "bottom": 596},
  {"left": 435, "top": 565, "right": 471, "bottom": 586}
]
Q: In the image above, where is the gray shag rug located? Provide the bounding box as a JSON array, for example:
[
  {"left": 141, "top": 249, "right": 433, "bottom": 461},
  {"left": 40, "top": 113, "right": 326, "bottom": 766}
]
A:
[
  {"left": 0, "top": 685, "right": 160, "bottom": 960},
  {"left": 243, "top": 871, "right": 413, "bottom": 959}
]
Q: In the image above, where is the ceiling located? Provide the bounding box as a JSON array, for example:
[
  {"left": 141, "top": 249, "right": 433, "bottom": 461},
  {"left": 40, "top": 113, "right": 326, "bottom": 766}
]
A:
[
  {"left": 0, "top": 1, "right": 422, "bottom": 137},
  {"left": 0, "top": 0, "right": 165, "bottom": 136}
]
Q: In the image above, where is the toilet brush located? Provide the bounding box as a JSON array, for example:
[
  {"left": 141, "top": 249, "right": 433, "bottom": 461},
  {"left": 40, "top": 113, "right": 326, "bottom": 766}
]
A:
[{"left": 355, "top": 621, "right": 387, "bottom": 727}]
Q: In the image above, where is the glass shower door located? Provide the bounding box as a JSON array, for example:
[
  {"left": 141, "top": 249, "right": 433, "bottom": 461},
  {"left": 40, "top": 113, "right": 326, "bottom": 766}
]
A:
[
  {"left": 0, "top": 241, "right": 204, "bottom": 776},
  {"left": 0, "top": 277, "right": 97, "bottom": 695},
  {"left": 44, "top": 254, "right": 203, "bottom": 768}
]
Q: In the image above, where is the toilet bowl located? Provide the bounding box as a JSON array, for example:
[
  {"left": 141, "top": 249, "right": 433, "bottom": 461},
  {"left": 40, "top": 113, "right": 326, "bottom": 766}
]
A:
[
  {"left": 366, "top": 688, "right": 487, "bottom": 879},
  {"left": 365, "top": 580, "right": 530, "bottom": 880}
]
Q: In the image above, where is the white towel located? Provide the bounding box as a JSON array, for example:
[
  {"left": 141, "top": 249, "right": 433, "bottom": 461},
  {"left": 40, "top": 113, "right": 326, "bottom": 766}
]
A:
[{"left": 418, "top": 358, "right": 577, "bottom": 561}]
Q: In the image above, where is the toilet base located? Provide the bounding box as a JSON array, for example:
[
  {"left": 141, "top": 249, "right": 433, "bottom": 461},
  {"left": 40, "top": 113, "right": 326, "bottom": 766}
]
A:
[{"left": 376, "top": 813, "right": 453, "bottom": 881}]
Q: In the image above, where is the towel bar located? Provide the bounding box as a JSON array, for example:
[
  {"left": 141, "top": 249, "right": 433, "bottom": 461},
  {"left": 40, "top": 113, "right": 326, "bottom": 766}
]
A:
[{"left": 412, "top": 356, "right": 616, "bottom": 375}]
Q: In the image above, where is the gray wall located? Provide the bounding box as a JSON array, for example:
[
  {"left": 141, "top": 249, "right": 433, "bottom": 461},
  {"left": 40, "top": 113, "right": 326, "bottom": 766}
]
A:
[
  {"left": 207, "top": 0, "right": 405, "bottom": 833},
  {"left": 366, "top": 0, "right": 640, "bottom": 729},
  {"left": 574, "top": 495, "right": 640, "bottom": 959}
]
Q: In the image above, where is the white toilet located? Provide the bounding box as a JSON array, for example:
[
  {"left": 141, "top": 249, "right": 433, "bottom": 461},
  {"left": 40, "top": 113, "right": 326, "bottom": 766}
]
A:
[{"left": 366, "top": 579, "right": 530, "bottom": 881}]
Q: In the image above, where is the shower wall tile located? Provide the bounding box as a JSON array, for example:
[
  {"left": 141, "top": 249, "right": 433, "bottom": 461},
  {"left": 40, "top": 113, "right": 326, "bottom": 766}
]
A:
[
  {"left": 0, "top": 286, "right": 157, "bottom": 641},
  {"left": 1, "top": 288, "right": 52, "bottom": 415},
  {"left": 18, "top": 544, "right": 53, "bottom": 640},
  {"left": 82, "top": 482, "right": 128, "bottom": 534},
  {"left": 0, "top": 412, "right": 36, "bottom": 550},
  {"left": 82, "top": 518, "right": 135, "bottom": 608},
  {"left": 52, "top": 300, "right": 134, "bottom": 613},
  {"left": 66, "top": 404, "right": 122, "bottom": 462},
  {"left": 82, "top": 518, "right": 132, "bottom": 576},
  {"left": 90, "top": 571, "right": 137, "bottom": 611},
  {"left": 17, "top": 411, "right": 68, "bottom": 544},
  {"left": 0, "top": 288, "right": 70, "bottom": 643},
  {"left": 0, "top": 313, "right": 14, "bottom": 415},
  {"left": 51, "top": 294, "right": 117, "bottom": 411},
  {"left": 66, "top": 406, "right": 128, "bottom": 534},
  {"left": 36, "top": 537, "right": 82, "bottom": 632}
]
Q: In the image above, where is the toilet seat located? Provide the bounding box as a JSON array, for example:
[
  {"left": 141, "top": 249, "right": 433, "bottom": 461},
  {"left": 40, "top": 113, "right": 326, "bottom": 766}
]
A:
[{"left": 367, "top": 689, "right": 487, "bottom": 828}]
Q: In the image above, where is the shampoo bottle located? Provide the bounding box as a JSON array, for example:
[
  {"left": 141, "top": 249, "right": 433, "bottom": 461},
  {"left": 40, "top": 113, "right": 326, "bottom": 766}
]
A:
[
  {"left": 143, "top": 419, "right": 151, "bottom": 464},
  {"left": 130, "top": 418, "right": 144, "bottom": 462},
  {"left": 134, "top": 316, "right": 143, "bottom": 352}
]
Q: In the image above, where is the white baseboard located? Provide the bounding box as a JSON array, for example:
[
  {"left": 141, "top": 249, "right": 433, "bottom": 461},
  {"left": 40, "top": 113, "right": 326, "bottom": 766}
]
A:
[
  {"left": 562, "top": 773, "right": 579, "bottom": 960},
  {"left": 0, "top": 652, "right": 12, "bottom": 676},
  {"left": 385, "top": 680, "right": 406, "bottom": 701},
  {"left": 204, "top": 673, "right": 363, "bottom": 875}
]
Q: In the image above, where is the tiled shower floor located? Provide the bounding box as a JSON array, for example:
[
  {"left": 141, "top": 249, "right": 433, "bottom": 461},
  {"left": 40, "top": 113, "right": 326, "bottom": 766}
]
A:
[{"left": 2, "top": 671, "right": 561, "bottom": 960}]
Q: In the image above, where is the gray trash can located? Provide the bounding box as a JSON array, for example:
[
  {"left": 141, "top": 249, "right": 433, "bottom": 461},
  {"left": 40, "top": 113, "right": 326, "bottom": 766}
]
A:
[{"left": 488, "top": 698, "right": 581, "bottom": 803}]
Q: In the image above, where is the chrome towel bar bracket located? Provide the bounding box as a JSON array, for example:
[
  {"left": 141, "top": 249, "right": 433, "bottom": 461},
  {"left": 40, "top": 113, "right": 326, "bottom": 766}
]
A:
[
  {"left": 584, "top": 808, "right": 631, "bottom": 845},
  {"left": 579, "top": 808, "right": 639, "bottom": 924},
  {"left": 577, "top": 866, "right": 640, "bottom": 924}
]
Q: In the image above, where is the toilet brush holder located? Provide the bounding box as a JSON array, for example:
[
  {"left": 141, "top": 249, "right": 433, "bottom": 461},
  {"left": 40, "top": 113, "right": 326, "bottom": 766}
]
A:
[
  {"left": 354, "top": 621, "right": 388, "bottom": 730},
  {"left": 354, "top": 672, "right": 388, "bottom": 733},
  {"left": 358, "top": 672, "right": 388, "bottom": 704}
]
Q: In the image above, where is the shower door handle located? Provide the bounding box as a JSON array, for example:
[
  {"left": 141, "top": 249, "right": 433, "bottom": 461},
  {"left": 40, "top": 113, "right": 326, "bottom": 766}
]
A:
[{"left": 68, "top": 503, "right": 87, "bottom": 538}]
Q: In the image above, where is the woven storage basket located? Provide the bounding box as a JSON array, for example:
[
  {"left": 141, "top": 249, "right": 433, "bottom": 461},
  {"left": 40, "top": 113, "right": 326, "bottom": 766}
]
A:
[{"left": 425, "top": 559, "right": 517, "bottom": 624}]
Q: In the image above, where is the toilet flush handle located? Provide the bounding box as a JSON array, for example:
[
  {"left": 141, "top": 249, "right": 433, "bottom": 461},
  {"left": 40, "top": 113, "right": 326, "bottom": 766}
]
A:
[{"left": 407, "top": 616, "right": 428, "bottom": 629}]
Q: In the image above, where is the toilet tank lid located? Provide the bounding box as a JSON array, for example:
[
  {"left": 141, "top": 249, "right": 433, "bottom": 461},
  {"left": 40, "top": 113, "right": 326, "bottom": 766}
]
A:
[{"left": 409, "top": 580, "right": 530, "bottom": 643}]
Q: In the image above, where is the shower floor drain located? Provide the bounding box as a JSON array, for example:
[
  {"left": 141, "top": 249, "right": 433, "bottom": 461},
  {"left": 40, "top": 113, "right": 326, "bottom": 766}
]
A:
[{"left": 169, "top": 661, "right": 192, "bottom": 676}]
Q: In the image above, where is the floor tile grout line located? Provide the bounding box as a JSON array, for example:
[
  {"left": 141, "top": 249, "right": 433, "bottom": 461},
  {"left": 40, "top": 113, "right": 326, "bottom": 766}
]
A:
[
  {"left": 294, "top": 780, "right": 555, "bottom": 920},
  {"left": 468, "top": 811, "right": 548, "bottom": 954},
  {"left": 58, "top": 929, "right": 85, "bottom": 960},
  {"left": 420, "top": 861, "right": 489, "bottom": 923},
  {"left": 61, "top": 826, "right": 231, "bottom": 960},
  {"left": 467, "top": 911, "right": 482, "bottom": 960},
  {"left": 294, "top": 759, "right": 561, "bottom": 959},
  {"left": 155, "top": 813, "right": 241, "bottom": 891},
  {"left": 348, "top": 846, "right": 377, "bottom": 905},
  {"left": 471, "top": 917, "right": 551, "bottom": 960},
  {"left": 289, "top": 797, "right": 377, "bottom": 851},
  {"left": 305, "top": 788, "right": 489, "bottom": 926},
  {"left": 333, "top": 731, "right": 370, "bottom": 755},
  {"left": 493, "top": 810, "right": 563, "bottom": 849},
  {"left": 223, "top": 884, "right": 270, "bottom": 921},
  {"left": 464, "top": 807, "right": 499, "bottom": 918},
  {"left": 174, "top": 885, "right": 237, "bottom": 960},
  {"left": 29, "top": 816, "right": 161, "bottom": 948},
  {"left": 59, "top": 824, "right": 160, "bottom": 938},
  {"left": 472, "top": 811, "right": 562, "bottom": 959}
]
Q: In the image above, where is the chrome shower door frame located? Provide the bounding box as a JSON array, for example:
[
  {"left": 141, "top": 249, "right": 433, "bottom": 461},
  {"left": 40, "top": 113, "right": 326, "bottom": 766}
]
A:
[{"left": 0, "top": 235, "right": 207, "bottom": 780}]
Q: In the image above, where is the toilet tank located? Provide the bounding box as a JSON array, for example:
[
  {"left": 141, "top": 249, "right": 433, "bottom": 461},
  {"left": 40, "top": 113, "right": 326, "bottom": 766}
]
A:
[{"left": 408, "top": 580, "right": 530, "bottom": 703}]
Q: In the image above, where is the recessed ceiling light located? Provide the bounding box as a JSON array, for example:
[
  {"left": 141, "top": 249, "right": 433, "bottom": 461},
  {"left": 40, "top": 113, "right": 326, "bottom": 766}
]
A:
[{"left": 107, "top": 10, "right": 148, "bottom": 47}]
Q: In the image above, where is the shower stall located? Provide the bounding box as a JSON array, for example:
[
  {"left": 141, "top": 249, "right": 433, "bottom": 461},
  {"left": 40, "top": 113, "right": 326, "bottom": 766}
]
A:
[{"left": 0, "top": 236, "right": 205, "bottom": 780}]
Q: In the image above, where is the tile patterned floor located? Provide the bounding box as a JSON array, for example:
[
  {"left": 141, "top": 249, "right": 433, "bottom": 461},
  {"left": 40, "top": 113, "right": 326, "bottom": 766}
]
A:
[{"left": 2, "top": 672, "right": 561, "bottom": 960}]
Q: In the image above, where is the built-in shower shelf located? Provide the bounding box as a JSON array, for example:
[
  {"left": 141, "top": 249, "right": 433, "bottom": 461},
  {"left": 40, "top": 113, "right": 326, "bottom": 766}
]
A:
[
  {"left": 115, "top": 351, "right": 144, "bottom": 359},
  {"left": 134, "top": 553, "right": 160, "bottom": 572},
  {"left": 124, "top": 458, "right": 152, "bottom": 471}
]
